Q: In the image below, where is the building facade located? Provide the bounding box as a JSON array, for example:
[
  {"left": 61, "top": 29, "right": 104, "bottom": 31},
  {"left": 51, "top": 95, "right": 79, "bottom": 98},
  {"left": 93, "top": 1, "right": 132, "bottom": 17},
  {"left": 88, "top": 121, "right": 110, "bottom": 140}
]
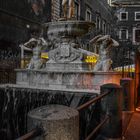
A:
[
  {"left": 0, "top": 0, "right": 117, "bottom": 54},
  {"left": 71, "top": 0, "right": 116, "bottom": 52},
  {"left": 112, "top": 0, "right": 140, "bottom": 66}
]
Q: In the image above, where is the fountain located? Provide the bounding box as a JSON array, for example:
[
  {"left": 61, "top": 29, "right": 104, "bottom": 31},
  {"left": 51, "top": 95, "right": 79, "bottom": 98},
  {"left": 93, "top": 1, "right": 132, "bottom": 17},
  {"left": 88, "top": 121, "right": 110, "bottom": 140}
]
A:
[
  {"left": 15, "top": 22, "right": 124, "bottom": 92},
  {"left": 44, "top": 20, "right": 94, "bottom": 71},
  {"left": 0, "top": 9, "right": 99, "bottom": 140},
  {"left": 0, "top": 2, "right": 127, "bottom": 139},
  {"left": 15, "top": 19, "right": 100, "bottom": 91},
  {"left": 15, "top": 0, "right": 123, "bottom": 91}
]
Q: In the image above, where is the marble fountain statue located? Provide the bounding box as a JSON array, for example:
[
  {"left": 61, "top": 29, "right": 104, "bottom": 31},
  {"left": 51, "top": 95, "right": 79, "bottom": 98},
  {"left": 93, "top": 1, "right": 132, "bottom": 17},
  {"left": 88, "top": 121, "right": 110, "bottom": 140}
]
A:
[
  {"left": 15, "top": 0, "right": 121, "bottom": 92},
  {"left": 90, "top": 35, "right": 119, "bottom": 72},
  {"left": 15, "top": 2, "right": 99, "bottom": 91},
  {"left": 0, "top": 2, "right": 127, "bottom": 139},
  {"left": 16, "top": 31, "right": 121, "bottom": 92}
]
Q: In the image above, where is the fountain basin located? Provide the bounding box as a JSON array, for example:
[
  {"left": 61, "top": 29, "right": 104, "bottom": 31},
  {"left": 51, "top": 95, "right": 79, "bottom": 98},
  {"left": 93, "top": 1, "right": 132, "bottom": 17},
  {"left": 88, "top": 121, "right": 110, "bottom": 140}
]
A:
[{"left": 44, "top": 20, "right": 95, "bottom": 40}]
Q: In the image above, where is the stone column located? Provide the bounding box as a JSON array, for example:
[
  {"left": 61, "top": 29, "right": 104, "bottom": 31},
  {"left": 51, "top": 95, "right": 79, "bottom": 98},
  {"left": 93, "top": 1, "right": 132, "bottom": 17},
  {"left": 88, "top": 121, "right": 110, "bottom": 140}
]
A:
[
  {"left": 20, "top": 45, "right": 25, "bottom": 69},
  {"left": 120, "top": 78, "right": 135, "bottom": 111},
  {"left": 28, "top": 105, "right": 79, "bottom": 140},
  {"left": 100, "top": 83, "right": 123, "bottom": 140}
]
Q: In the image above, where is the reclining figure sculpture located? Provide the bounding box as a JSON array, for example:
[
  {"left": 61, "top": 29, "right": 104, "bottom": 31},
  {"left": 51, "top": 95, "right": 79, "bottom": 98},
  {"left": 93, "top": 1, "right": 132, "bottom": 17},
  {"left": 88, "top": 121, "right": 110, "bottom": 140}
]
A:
[{"left": 90, "top": 35, "right": 119, "bottom": 72}]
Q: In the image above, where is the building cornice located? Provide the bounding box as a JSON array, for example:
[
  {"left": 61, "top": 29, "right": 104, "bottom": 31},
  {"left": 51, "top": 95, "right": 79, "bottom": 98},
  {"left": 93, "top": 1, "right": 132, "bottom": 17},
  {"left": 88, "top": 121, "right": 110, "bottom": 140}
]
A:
[{"left": 112, "top": 0, "right": 140, "bottom": 6}]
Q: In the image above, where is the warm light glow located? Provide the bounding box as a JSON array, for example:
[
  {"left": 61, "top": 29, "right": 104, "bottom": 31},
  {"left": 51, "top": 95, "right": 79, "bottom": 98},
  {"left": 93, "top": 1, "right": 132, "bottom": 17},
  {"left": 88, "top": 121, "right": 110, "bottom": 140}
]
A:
[
  {"left": 41, "top": 52, "right": 48, "bottom": 59},
  {"left": 114, "top": 64, "right": 135, "bottom": 72},
  {"left": 41, "top": 53, "right": 98, "bottom": 62},
  {"left": 85, "top": 55, "right": 98, "bottom": 63}
]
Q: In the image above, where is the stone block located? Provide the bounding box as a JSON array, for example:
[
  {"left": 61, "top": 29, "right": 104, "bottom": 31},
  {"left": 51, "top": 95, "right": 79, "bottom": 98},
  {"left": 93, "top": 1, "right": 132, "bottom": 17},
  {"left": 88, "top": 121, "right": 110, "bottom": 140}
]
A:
[{"left": 28, "top": 105, "right": 79, "bottom": 140}]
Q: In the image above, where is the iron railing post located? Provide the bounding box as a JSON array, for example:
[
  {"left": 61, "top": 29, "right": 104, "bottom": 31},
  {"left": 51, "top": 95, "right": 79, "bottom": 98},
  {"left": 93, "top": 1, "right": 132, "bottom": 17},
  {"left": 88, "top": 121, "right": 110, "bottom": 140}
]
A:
[{"left": 99, "top": 83, "right": 123, "bottom": 140}]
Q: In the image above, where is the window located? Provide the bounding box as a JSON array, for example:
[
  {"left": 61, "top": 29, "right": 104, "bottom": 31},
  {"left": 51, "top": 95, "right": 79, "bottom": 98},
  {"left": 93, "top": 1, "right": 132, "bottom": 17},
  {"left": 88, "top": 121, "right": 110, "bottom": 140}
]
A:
[
  {"left": 107, "top": 23, "right": 110, "bottom": 34},
  {"left": 135, "top": 12, "right": 140, "bottom": 21},
  {"left": 120, "top": 12, "right": 128, "bottom": 21},
  {"left": 102, "top": 21, "right": 106, "bottom": 34},
  {"left": 86, "top": 9, "right": 92, "bottom": 21},
  {"left": 75, "top": 1, "right": 80, "bottom": 20},
  {"left": 133, "top": 28, "right": 140, "bottom": 45},
  {"left": 96, "top": 16, "right": 101, "bottom": 30},
  {"left": 119, "top": 29, "right": 128, "bottom": 40}
]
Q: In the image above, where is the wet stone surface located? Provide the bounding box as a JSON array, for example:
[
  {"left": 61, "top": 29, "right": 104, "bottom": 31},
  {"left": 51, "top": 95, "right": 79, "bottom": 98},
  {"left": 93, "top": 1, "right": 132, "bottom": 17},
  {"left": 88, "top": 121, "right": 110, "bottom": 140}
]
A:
[
  {"left": 28, "top": 105, "right": 78, "bottom": 121},
  {"left": 28, "top": 105, "right": 79, "bottom": 140},
  {"left": 0, "top": 85, "right": 98, "bottom": 140}
]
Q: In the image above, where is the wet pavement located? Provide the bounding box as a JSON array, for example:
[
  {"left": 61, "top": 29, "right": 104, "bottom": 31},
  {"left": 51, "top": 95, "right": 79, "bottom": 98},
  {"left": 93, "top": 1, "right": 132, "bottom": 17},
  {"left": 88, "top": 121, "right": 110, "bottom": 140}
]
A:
[
  {"left": 123, "top": 112, "right": 140, "bottom": 140},
  {"left": 122, "top": 111, "right": 133, "bottom": 136}
]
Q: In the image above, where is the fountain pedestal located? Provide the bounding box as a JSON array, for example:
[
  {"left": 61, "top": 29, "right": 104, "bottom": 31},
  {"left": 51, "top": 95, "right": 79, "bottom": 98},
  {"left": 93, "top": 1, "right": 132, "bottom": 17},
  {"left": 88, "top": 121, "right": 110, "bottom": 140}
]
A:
[
  {"left": 15, "top": 20, "right": 128, "bottom": 92},
  {"left": 44, "top": 20, "right": 95, "bottom": 71},
  {"left": 15, "top": 69, "right": 124, "bottom": 91}
]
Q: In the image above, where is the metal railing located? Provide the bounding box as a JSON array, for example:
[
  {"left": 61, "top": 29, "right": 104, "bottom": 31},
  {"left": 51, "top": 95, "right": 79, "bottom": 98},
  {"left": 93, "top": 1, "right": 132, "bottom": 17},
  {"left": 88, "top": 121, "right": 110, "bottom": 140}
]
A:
[
  {"left": 16, "top": 91, "right": 110, "bottom": 140},
  {"left": 76, "top": 91, "right": 111, "bottom": 140},
  {"left": 85, "top": 115, "right": 109, "bottom": 140},
  {"left": 76, "top": 91, "right": 110, "bottom": 111},
  {"left": 16, "top": 127, "right": 44, "bottom": 140}
]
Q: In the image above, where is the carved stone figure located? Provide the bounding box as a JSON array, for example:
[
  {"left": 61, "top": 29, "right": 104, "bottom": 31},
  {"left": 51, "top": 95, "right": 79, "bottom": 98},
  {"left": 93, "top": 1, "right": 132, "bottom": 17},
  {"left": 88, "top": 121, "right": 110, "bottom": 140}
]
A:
[
  {"left": 90, "top": 35, "right": 119, "bottom": 72},
  {"left": 48, "top": 41, "right": 83, "bottom": 63},
  {"left": 62, "top": 0, "right": 74, "bottom": 19},
  {"left": 27, "top": 46, "right": 44, "bottom": 69},
  {"left": 23, "top": 37, "right": 48, "bottom": 69}
]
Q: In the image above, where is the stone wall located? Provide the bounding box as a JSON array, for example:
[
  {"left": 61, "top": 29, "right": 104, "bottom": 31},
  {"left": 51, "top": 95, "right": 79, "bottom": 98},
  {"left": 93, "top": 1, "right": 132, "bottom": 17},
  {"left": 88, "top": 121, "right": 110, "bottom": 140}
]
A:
[{"left": 16, "top": 70, "right": 124, "bottom": 91}]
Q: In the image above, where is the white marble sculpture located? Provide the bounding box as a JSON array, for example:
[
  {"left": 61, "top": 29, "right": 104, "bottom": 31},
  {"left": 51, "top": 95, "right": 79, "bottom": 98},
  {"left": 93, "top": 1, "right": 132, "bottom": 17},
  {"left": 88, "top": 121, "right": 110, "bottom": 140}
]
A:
[
  {"left": 90, "top": 35, "right": 119, "bottom": 72},
  {"left": 62, "top": 0, "right": 74, "bottom": 19},
  {"left": 22, "top": 37, "right": 48, "bottom": 69}
]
